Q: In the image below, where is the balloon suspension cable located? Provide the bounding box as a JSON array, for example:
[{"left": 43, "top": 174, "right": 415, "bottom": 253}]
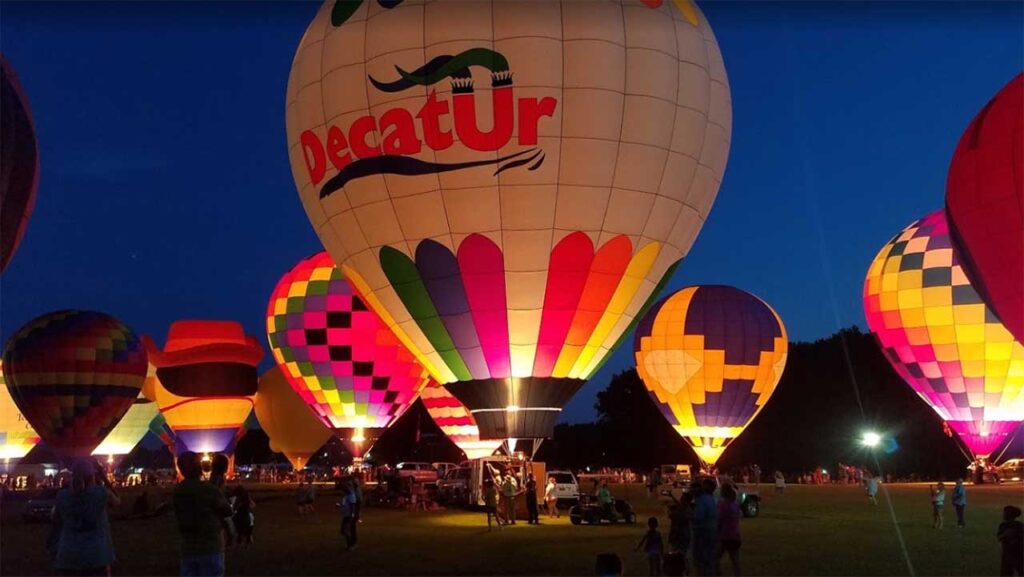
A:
[
  {"left": 990, "top": 427, "right": 1020, "bottom": 465},
  {"left": 530, "top": 438, "right": 544, "bottom": 460}
]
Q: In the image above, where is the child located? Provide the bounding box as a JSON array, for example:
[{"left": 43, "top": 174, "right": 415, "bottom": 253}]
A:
[
  {"left": 930, "top": 482, "right": 946, "bottom": 529},
  {"left": 635, "top": 516, "right": 664, "bottom": 576},
  {"left": 865, "top": 475, "right": 879, "bottom": 506},
  {"left": 998, "top": 505, "right": 1023, "bottom": 577},
  {"left": 718, "top": 484, "right": 742, "bottom": 576},
  {"left": 483, "top": 478, "right": 501, "bottom": 531},
  {"left": 774, "top": 471, "right": 785, "bottom": 494}
]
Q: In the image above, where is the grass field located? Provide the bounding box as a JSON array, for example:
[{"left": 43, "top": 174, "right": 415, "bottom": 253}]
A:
[{"left": 2, "top": 482, "right": 1019, "bottom": 576}]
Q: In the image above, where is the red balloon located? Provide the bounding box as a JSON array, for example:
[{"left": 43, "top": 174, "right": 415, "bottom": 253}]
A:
[
  {"left": 946, "top": 73, "right": 1024, "bottom": 342},
  {"left": 0, "top": 56, "right": 39, "bottom": 273}
]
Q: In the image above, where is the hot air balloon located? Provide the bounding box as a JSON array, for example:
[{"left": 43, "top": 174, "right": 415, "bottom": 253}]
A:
[
  {"left": 0, "top": 361, "right": 40, "bottom": 470},
  {"left": 946, "top": 74, "right": 1024, "bottom": 343},
  {"left": 92, "top": 396, "right": 159, "bottom": 467},
  {"left": 864, "top": 210, "right": 1024, "bottom": 460},
  {"left": 255, "top": 366, "right": 333, "bottom": 470},
  {"left": 3, "top": 311, "right": 148, "bottom": 459},
  {"left": 0, "top": 56, "right": 39, "bottom": 273},
  {"left": 143, "top": 321, "right": 262, "bottom": 455},
  {"left": 148, "top": 412, "right": 176, "bottom": 455},
  {"left": 634, "top": 286, "right": 787, "bottom": 467},
  {"left": 420, "top": 380, "right": 503, "bottom": 460},
  {"left": 285, "top": 0, "right": 731, "bottom": 441},
  {"left": 266, "top": 252, "right": 430, "bottom": 457}
]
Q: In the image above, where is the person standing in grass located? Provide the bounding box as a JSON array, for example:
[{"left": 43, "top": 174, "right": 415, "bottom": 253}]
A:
[
  {"left": 544, "top": 476, "right": 560, "bottom": 519},
  {"left": 666, "top": 494, "right": 691, "bottom": 576},
  {"left": 174, "top": 452, "right": 233, "bottom": 577},
  {"left": 997, "top": 505, "right": 1023, "bottom": 577},
  {"left": 692, "top": 478, "right": 719, "bottom": 577},
  {"left": 773, "top": 471, "right": 785, "bottom": 494},
  {"left": 525, "top": 473, "right": 540, "bottom": 525},
  {"left": 500, "top": 472, "right": 519, "bottom": 525},
  {"left": 930, "top": 482, "right": 946, "bottom": 529},
  {"left": 717, "top": 484, "right": 742, "bottom": 577},
  {"left": 635, "top": 516, "right": 664, "bottom": 576},
  {"left": 339, "top": 480, "right": 358, "bottom": 550},
  {"left": 952, "top": 479, "right": 967, "bottom": 528},
  {"left": 49, "top": 459, "right": 120, "bottom": 577},
  {"left": 483, "top": 478, "right": 501, "bottom": 531},
  {"left": 865, "top": 474, "right": 879, "bottom": 505}
]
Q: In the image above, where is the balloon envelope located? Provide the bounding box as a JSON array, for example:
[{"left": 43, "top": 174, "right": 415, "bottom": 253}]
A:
[
  {"left": 143, "top": 321, "right": 261, "bottom": 454},
  {"left": 634, "top": 286, "right": 787, "bottom": 466},
  {"left": 3, "top": 310, "right": 147, "bottom": 458},
  {"left": 266, "top": 252, "right": 430, "bottom": 455},
  {"left": 92, "top": 397, "right": 159, "bottom": 461},
  {"left": 285, "top": 0, "right": 731, "bottom": 439},
  {"left": 864, "top": 210, "right": 1024, "bottom": 458},
  {"left": 255, "top": 366, "right": 332, "bottom": 470},
  {"left": 946, "top": 74, "right": 1024, "bottom": 343},
  {"left": 0, "top": 361, "right": 40, "bottom": 461},
  {"left": 0, "top": 56, "right": 39, "bottom": 273},
  {"left": 421, "top": 380, "right": 502, "bottom": 460}
]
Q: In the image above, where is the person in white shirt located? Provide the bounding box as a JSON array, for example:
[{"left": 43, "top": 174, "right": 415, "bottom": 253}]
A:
[{"left": 544, "top": 477, "right": 560, "bottom": 518}]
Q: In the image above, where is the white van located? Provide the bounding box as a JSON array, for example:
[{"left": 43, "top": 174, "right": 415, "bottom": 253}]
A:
[
  {"left": 395, "top": 462, "right": 438, "bottom": 482},
  {"left": 546, "top": 470, "right": 580, "bottom": 505}
]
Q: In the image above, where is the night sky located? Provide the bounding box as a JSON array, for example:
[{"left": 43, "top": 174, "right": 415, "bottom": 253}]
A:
[{"left": 2, "top": 2, "right": 1021, "bottom": 422}]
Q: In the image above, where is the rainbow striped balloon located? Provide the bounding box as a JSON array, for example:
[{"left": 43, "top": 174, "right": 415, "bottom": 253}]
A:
[
  {"left": 420, "top": 380, "right": 502, "bottom": 460},
  {"left": 3, "top": 310, "right": 147, "bottom": 458}
]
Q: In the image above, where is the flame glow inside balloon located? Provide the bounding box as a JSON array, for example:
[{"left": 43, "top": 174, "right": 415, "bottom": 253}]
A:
[
  {"left": 286, "top": 0, "right": 731, "bottom": 439},
  {"left": 266, "top": 252, "right": 430, "bottom": 443},
  {"left": 946, "top": 74, "right": 1024, "bottom": 344},
  {"left": 143, "top": 321, "right": 262, "bottom": 454},
  {"left": 3, "top": 310, "right": 147, "bottom": 458},
  {"left": 864, "top": 210, "right": 1024, "bottom": 458},
  {"left": 420, "top": 380, "right": 502, "bottom": 460},
  {"left": 634, "top": 286, "right": 787, "bottom": 466},
  {"left": 255, "top": 366, "right": 333, "bottom": 470},
  {"left": 0, "top": 361, "right": 40, "bottom": 461}
]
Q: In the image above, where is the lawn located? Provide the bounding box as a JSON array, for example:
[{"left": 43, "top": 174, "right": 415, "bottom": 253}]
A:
[{"left": 2, "top": 482, "right": 1018, "bottom": 576}]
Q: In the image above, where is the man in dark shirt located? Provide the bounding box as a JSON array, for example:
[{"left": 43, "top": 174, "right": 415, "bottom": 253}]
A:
[
  {"left": 174, "top": 452, "right": 233, "bottom": 577},
  {"left": 525, "top": 474, "right": 539, "bottom": 525},
  {"left": 998, "top": 505, "right": 1023, "bottom": 577}
]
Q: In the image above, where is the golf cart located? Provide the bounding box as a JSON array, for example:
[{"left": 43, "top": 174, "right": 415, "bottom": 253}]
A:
[
  {"left": 569, "top": 497, "right": 638, "bottom": 525},
  {"left": 662, "top": 475, "right": 761, "bottom": 518}
]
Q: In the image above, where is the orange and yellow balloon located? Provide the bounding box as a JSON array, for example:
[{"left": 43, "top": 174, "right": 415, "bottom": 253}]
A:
[
  {"left": 0, "top": 361, "right": 39, "bottom": 463},
  {"left": 254, "top": 366, "right": 333, "bottom": 470}
]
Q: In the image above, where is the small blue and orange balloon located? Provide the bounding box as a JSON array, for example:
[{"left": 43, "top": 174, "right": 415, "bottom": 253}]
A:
[{"left": 634, "top": 286, "right": 788, "bottom": 466}]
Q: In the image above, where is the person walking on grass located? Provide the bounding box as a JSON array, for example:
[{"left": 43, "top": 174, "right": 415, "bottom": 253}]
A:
[
  {"left": 339, "top": 481, "right": 358, "bottom": 550},
  {"left": 173, "top": 452, "right": 233, "bottom": 577},
  {"left": 930, "top": 482, "right": 946, "bottom": 529},
  {"left": 231, "top": 485, "right": 255, "bottom": 546},
  {"left": 998, "top": 505, "right": 1023, "bottom": 577},
  {"left": 635, "top": 516, "right": 664, "bottom": 576},
  {"left": 717, "top": 484, "right": 742, "bottom": 577},
  {"left": 865, "top": 474, "right": 879, "bottom": 506},
  {"left": 692, "top": 478, "right": 718, "bottom": 577},
  {"left": 483, "top": 478, "right": 501, "bottom": 531},
  {"left": 545, "top": 476, "right": 560, "bottom": 519},
  {"left": 49, "top": 459, "right": 120, "bottom": 577},
  {"left": 952, "top": 479, "right": 967, "bottom": 528}
]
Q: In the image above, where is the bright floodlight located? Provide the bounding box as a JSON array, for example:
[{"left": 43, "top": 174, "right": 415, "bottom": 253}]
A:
[{"left": 861, "top": 432, "right": 882, "bottom": 447}]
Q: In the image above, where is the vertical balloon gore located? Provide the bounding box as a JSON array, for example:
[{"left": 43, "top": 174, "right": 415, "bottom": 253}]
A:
[
  {"left": 3, "top": 311, "right": 148, "bottom": 459},
  {"left": 634, "top": 286, "right": 788, "bottom": 466}
]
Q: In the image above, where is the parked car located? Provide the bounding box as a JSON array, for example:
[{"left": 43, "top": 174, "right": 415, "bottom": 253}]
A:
[
  {"left": 657, "top": 464, "right": 693, "bottom": 487},
  {"left": 569, "top": 498, "right": 637, "bottom": 525},
  {"left": 436, "top": 466, "right": 472, "bottom": 504},
  {"left": 432, "top": 462, "right": 458, "bottom": 477},
  {"left": 23, "top": 488, "right": 58, "bottom": 523},
  {"left": 395, "top": 462, "right": 439, "bottom": 483},
  {"left": 997, "top": 458, "right": 1023, "bottom": 482},
  {"left": 546, "top": 470, "right": 580, "bottom": 506}
]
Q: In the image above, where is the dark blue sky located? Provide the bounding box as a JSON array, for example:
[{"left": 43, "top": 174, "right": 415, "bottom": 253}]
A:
[{"left": 2, "top": 2, "right": 1021, "bottom": 423}]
